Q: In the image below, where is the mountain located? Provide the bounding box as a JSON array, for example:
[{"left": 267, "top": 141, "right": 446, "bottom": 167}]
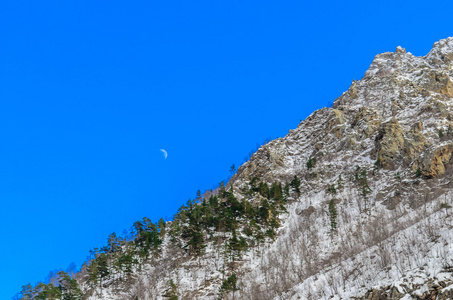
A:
[{"left": 16, "top": 37, "right": 453, "bottom": 300}]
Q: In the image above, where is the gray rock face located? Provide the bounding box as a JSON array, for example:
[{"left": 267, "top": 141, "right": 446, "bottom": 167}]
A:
[{"left": 231, "top": 37, "right": 453, "bottom": 196}]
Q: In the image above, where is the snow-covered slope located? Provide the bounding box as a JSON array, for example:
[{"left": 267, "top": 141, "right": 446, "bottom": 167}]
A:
[{"left": 79, "top": 37, "right": 453, "bottom": 300}]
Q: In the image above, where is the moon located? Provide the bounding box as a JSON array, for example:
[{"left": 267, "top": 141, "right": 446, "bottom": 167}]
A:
[{"left": 160, "top": 149, "right": 168, "bottom": 159}]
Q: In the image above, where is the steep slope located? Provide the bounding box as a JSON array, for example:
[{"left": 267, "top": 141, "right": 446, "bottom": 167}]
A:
[{"left": 17, "top": 37, "right": 453, "bottom": 300}]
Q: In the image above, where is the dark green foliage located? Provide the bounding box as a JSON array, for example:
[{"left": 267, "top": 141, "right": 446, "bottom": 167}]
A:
[
  {"left": 116, "top": 251, "right": 136, "bottom": 275},
  {"left": 169, "top": 179, "right": 287, "bottom": 261},
  {"left": 163, "top": 279, "right": 178, "bottom": 300},
  {"left": 249, "top": 177, "right": 260, "bottom": 193},
  {"left": 258, "top": 181, "right": 269, "bottom": 198},
  {"left": 218, "top": 273, "right": 239, "bottom": 298},
  {"left": 107, "top": 232, "right": 120, "bottom": 253},
  {"left": 327, "top": 184, "right": 337, "bottom": 194},
  {"left": 374, "top": 158, "right": 381, "bottom": 169},
  {"left": 228, "top": 230, "right": 242, "bottom": 260},
  {"left": 416, "top": 168, "right": 422, "bottom": 178},
  {"left": 230, "top": 164, "right": 236, "bottom": 175},
  {"left": 196, "top": 189, "right": 202, "bottom": 203},
  {"left": 87, "top": 256, "right": 99, "bottom": 286},
  {"left": 440, "top": 203, "right": 452, "bottom": 210},
  {"left": 56, "top": 271, "right": 83, "bottom": 300},
  {"left": 18, "top": 284, "right": 36, "bottom": 300},
  {"left": 269, "top": 182, "right": 283, "bottom": 203},
  {"left": 290, "top": 175, "right": 301, "bottom": 196},
  {"left": 439, "top": 128, "right": 444, "bottom": 138},
  {"left": 306, "top": 156, "right": 316, "bottom": 169},
  {"left": 158, "top": 218, "right": 166, "bottom": 238},
  {"left": 97, "top": 253, "right": 109, "bottom": 280},
  {"left": 18, "top": 175, "right": 289, "bottom": 299},
  {"left": 18, "top": 271, "right": 82, "bottom": 300},
  {"left": 283, "top": 183, "right": 290, "bottom": 200},
  {"left": 337, "top": 174, "right": 343, "bottom": 189},
  {"left": 355, "top": 169, "right": 371, "bottom": 198},
  {"left": 134, "top": 217, "right": 163, "bottom": 256},
  {"left": 328, "top": 200, "right": 337, "bottom": 233},
  {"left": 182, "top": 225, "right": 206, "bottom": 255},
  {"left": 34, "top": 282, "right": 61, "bottom": 300},
  {"left": 218, "top": 181, "right": 226, "bottom": 195}
]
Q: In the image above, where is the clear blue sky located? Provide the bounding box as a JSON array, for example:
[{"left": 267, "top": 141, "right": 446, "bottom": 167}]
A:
[{"left": 1, "top": 0, "right": 452, "bottom": 297}]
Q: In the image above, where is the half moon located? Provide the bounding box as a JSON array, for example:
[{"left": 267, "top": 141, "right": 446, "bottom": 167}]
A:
[{"left": 160, "top": 149, "right": 168, "bottom": 159}]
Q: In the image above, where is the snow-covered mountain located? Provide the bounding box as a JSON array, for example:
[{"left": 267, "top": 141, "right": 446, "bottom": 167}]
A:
[{"left": 18, "top": 37, "right": 453, "bottom": 300}]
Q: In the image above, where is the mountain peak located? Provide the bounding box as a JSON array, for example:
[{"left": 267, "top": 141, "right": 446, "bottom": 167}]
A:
[{"left": 426, "top": 36, "right": 453, "bottom": 66}]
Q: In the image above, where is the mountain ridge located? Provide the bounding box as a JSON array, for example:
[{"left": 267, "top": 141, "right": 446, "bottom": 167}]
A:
[{"left": 16, "top": 37, "right": 453, "bottom": 300}]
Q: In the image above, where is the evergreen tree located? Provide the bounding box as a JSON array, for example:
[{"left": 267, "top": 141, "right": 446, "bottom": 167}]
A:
[
  {"left": 328, "top": 199, "right": 337, "bottom": 233},
  {"left": 258, "top": 182, "right": 269, "bottom": 198},
  {"left": 283, "top": 182, "right": 290, "bottom": 201},
  {"left": 229, "top": 164, "right": 236, "bottom": 175},
  {"left": 337, "top": 174, "right": 343, "bottom": 189},
  {"left": 35, "top": 282, "right": 61, "bottom": 300},
  {"left": 107, "top": 232, "right": 119, "bottom": 253},
  {"left": 306, "top": 156, "right": 316, "bottom": 169},
  {"left": 290, "top": 175, "right": 301, "bottom": 196},
  {"left": 87, "top": 257, "right": 99, "bottom": 287},
  {"left": 416, "top": 168, "right": 422, "bottom": 178},
  {"left": 183, "top": 225, "right": 205, "bottom": 256},
  {"left": 158, "top": 218, "right": 166, "bottom": 238},
  {"left": 19, "top": 284, "right": 35, "bottom": 300},
  {"left": 97, "top": 253, "right": 110, "bottom": 281},
  {"left": 163, "top": 279, "right": 178, "bottom": 300},
  {"left": 228, "top": 230, "right": 242, "bottom": 261},
  {"left": 57, "top": 271, "right": 83, "bottom": 300},
  {"left": 195, "top": 189, "right": 202, "bottom": 203},
  {"left": 358, "top": 169, "right": 371, "bottom": 198},
  {"left": 219, "top": 273, "right": 239, "bottom": 299}
]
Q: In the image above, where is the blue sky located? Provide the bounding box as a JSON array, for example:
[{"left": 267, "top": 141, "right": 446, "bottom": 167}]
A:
[{"left": 1, "top": 0, "right": 453, "bottom": 297}]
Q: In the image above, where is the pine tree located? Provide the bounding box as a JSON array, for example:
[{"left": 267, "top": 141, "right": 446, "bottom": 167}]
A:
[
  {"left": 328, "top": 199, "right": 337, "bottom": 233},
  {"left": 19, "top": 284, "right": 34, "bottom": 300},
  {"left": 228, "top": 229, "right": 242, "bottom": 261},
  {"left": 195, "top": 189, "right": 202, "bottom": 203},
  {"left": 416, "top": 168, "right": 422, "bottom": 178},
  {"left": 57, "top": 271, "right": 83, "bottom": 300},
  {"left": 337, "top": 174, "right": 343, "bottom": 189},
  {"left": 230, "top": 164, "right": 236, "bottom": 175},
  {"left": 107, "top": 232, "right": 119, "bottom": 253},
  {"left": 306, "top": 156, "right": 316, "bottom": 169},
  {"left": 290, "top": 175, "right": 301, "bottom": 196},
  {"left": 163, "top": 279, "right": 178, "bottom": 300},
  {"left": 158, "top": 218, "right": 166, "bottom": 238},
  {"left": 219, "top": 273, "right": 239, "bottom": 299}
]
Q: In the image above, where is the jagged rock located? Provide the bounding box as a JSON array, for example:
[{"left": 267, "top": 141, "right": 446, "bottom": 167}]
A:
[
  {"left": 412, "top": 122, "right": 423, "bottom": 134},
  {"left": 414, "top": 143, "right": 453, "bottom": 178},
  {"left": 395, "top": 46, "right": 406, "bottom": 54},
  {"left": 403, "top": 122, "right": 428, "bottom": 162},
  {"left": 419, "top": 97, "right": 451, "bottom": 119},
  {"left": 426, "top": 37, "right": 453, "bottom": 67},
  {"left": 325, "top": 109, "right": 345, "bottom": 138},
  {"left": 375, "top": 118, "right": 404, "bottom": 169},
  {"left": 351, "top": 107, "right": 380, "bottom": 139},
  {"left": 418, "top": 69, "right": 453, "bottom": 97}
]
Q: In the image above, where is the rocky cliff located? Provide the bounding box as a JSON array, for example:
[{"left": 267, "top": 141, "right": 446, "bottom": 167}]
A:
[{"left": 18, "top": 37, "right": 453, "bottom": 300}]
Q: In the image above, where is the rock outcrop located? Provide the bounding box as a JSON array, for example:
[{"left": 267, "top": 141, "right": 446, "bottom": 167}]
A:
[
  {"left": 414, "top": 143, "right": 453, "bottom": 178},
  {"left": 375, "top": 118, "right": 404, "bottom": 169}
]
